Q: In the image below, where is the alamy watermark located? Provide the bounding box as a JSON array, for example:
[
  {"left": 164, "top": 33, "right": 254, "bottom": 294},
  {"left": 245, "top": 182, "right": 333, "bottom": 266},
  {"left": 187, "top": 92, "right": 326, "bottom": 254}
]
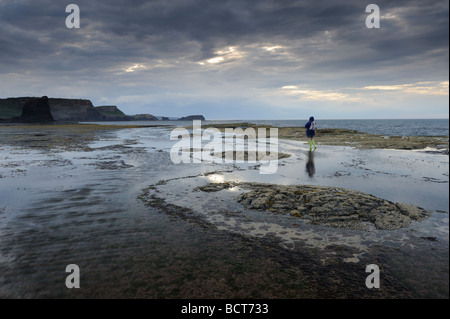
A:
[
  {"left": 169, "top": 121, "right": 279, "bottom": 174},
  {"left": 65, "top": 4, "right": 80, "bottom": 29},
  {"left": 366, "top": 4, "right": 380, "bottom": 29},
  {"left": 365, "top": 264, "right": 380, "bottom": 289},
  {"left": 65, "top": 264, "right": 80, "bottom": 288}
]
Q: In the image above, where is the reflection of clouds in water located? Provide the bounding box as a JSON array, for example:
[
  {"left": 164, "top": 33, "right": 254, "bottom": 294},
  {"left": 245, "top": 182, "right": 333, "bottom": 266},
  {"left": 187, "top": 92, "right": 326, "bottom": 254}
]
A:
[{"left": 147, "top": 163, "right": 449, "bottom": 265}]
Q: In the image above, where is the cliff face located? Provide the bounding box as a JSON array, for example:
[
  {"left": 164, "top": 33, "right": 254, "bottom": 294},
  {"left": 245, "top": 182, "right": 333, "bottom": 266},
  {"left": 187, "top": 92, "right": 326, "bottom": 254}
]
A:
[
  {"left": 15, "top": 96, "right": 54, "bottom": 123},
  {"left": 0, "top": 97, "right": 103, "bottom": 121},
  {"left": 0, "top": 97, "right": 204, "bottom": 122},
  {"left": 0, "top": 97, "right": 31, "bottom": 119},
  {"left": 48, "top": 98, "right": 103, "bottom": 121}
]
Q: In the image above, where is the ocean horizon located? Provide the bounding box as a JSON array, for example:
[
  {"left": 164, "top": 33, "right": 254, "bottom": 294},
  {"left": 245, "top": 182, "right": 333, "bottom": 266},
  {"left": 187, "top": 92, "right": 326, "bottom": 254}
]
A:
[{"left": 85, "top": 118, "right": 450, "bottom": 137}]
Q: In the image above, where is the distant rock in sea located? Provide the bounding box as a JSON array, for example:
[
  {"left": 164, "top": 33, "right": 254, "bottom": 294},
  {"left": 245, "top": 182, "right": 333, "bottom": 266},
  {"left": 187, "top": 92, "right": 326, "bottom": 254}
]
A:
[
  {"left": 128, "top": 114, "right": 158, "bottom": 121},
  {"left": 177, "top": 115, "right": 206, "bottom": 121},
  {"left": 14, "top": 96, "right": 54, "bottom": 123}
]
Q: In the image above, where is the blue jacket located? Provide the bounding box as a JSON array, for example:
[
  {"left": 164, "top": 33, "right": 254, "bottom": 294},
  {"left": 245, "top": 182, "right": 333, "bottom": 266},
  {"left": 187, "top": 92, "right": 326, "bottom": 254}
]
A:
[{"left": 305, "top": 120, "right": 315, "bottom": 136}]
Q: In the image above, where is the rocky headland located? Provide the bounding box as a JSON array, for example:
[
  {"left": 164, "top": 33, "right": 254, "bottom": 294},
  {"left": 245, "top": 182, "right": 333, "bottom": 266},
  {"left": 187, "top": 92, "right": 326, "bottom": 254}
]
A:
[
  {"left": 13, "top": 96, "right": 54, "bottom": 123},
  {"left": 1, "top": 97, "right": 102, "bottom": 122},
  {"left": 177, "top": 115, "right": 206, "bottom": 121},
  {"left": 0, "top": 97, "right": 205, "bottom": 123}
]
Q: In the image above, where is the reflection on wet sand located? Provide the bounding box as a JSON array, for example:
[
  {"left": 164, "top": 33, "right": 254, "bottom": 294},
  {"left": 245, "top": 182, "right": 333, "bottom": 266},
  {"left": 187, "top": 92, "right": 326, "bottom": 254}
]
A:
[{"left": 306, "top": 150, "right": 315, "bottom": 178}]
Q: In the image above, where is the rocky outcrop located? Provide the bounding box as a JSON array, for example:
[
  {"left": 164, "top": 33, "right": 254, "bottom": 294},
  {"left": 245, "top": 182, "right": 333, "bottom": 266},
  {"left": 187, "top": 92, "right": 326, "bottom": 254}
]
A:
[
  {"left": 94, "top": 106, "right": 130, "bottom": 121},
  {"left": 14, "top": 96, "right": 54, "bottom": 123},
  {"left": 196, "top": 182, "right": 431, "bottom": 231},
  {"left": 177, "top": 115, "right": 205, "bottom": 121}
]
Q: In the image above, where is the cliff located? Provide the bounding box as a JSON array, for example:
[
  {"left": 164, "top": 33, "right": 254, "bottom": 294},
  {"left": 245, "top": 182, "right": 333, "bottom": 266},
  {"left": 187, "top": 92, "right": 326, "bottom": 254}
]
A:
[
  {"left": 0, "top": 97, "right": 103, "bottom": 121},
  {"left": 49, "top": 98, "right": 104, "bottom": 121},
  {"left": 0, "top": 97, "right": 31, "bottom": 119},
  {"left": 0, "top": 97, "right": 203, "bottom": 122},
  {"left": 13, "top": 96, "right": 54, "bottom": 123}
]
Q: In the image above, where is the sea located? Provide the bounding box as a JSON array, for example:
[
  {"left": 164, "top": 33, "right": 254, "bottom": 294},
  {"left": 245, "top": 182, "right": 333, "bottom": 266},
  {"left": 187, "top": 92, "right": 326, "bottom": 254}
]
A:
[
  {"left": 200, "top": 118, "right": 450, "bottom": 137},
  {"left": 0, "top": 118, "right": 448, "bottom": 301},
  {"left": 83, "top": 118, "right": 449, "bottom": 136}
]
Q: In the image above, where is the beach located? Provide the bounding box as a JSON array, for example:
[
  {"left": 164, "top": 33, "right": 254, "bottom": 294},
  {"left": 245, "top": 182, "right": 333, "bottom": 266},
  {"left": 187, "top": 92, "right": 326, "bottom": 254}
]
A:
[{"left": 0, "top": 122, "right": 448, "bottom": 298}]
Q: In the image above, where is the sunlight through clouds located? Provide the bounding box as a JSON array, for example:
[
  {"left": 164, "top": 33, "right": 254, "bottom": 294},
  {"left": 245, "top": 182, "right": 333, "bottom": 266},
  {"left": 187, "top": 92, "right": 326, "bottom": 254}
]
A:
[
  {"left": 280, "top": 85, "right": 360, "bottom": 102},
  {"left": 124, "top": 64, "right": 148, "bottom": 73},
  {"left": 364, "top": 81, "right": 449, "bottom": 96},
  {"left": 198, "top": 46, "right": 244, "bottom": 65}
]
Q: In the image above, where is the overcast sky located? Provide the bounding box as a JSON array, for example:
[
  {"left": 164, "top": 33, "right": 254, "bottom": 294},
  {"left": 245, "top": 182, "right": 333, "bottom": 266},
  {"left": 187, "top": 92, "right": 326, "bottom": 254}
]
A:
[{"left": 0, "top": 0, "right": 448, "bottom": 119}]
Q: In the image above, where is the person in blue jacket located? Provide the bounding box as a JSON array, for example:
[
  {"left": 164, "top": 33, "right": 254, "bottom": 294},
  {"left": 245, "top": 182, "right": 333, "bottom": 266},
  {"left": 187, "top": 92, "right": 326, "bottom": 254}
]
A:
[{"left": 305, "top": 116, "right": 317, "bottom": 150}]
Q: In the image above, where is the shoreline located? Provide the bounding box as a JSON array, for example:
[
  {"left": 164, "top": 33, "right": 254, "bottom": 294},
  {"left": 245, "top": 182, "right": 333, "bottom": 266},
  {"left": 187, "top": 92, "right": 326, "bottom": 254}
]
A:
[
  {"left": 188, "top": 122, "right": 449, "bottom": 152},
  {"left": 0, "top": 121, "right": 170, "bottom": 128},
  {"left": 0, "top": 122, "right": 448, "bottom": 298},
  {"left": 1, "top": 120, "right": 448, "bottom": 152}
]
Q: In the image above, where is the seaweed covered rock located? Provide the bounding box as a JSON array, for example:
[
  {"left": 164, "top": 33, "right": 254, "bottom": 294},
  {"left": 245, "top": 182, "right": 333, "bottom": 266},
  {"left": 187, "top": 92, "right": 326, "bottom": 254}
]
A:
[{"left": 228, "top": 183, "right": 431, "bottom": 230}]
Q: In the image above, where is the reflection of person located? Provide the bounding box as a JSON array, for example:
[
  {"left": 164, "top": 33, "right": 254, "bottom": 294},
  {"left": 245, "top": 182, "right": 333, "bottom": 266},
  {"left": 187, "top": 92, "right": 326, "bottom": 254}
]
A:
[
  {"left": 306, "top": 150, "right": 315, "bottom": 177},
  {"left": 304, "top": 116, "right": 317, "bottom": 151}
]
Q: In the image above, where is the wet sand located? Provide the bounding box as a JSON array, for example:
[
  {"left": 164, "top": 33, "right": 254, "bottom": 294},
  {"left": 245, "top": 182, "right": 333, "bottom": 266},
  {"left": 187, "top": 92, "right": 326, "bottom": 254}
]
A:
[{"left": 0, "top": 123, "right": 448, "bottom": 298}]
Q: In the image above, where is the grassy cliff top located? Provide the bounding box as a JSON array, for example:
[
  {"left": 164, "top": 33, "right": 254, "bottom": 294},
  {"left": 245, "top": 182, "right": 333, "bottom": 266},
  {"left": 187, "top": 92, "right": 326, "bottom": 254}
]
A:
[{"left": 95, "top": 105, "right": 127, "bottom": 117}]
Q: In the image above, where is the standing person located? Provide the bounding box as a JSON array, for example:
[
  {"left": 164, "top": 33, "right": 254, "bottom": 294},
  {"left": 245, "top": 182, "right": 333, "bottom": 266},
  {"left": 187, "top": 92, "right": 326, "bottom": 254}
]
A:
[{"left": 305, "top": 116, "right": 317, "bottom": 150}]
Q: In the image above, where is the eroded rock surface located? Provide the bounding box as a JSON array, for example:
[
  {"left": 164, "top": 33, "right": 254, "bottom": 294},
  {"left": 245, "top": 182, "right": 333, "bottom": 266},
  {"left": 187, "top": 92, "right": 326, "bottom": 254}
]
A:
[{"left": 197, "top": 182, "right": 431, "bottom": 231}]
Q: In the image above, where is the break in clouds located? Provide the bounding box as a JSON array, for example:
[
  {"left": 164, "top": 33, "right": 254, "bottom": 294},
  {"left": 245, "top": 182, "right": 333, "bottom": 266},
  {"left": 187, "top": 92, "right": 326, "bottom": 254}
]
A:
[{"left": 0, "top": 0, "right": 448, "bottom": 119}]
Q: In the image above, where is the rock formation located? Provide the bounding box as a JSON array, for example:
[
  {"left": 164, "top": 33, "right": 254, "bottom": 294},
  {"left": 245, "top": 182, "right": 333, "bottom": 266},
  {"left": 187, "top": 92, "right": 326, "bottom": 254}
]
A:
[
  {"left": 195, "top": 182, "right": 431, "bottom": 231},
  {"left": 14, "top": 96, "right": 54, "bottom": 123},
  {"left": 177, "top": 115, "right": 205, "bottom": 121},
  {"left": 48, "top": 98, "right": 104, "bottom": 121},
  {"left": 0, "top": 97, "right": 103, "bottom": 122},
  {"left": 0, "top": 97, "right": 203, "bottom": 122},
  {"left": 235, "top": 183, "right": 431, "bottom": 230}
]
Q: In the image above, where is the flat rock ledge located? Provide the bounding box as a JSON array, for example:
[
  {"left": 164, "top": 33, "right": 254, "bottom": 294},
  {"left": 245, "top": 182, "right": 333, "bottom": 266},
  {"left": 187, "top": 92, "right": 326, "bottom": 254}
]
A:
[{"left": 197, "top": 182, "right": 431, "bottom": 231}]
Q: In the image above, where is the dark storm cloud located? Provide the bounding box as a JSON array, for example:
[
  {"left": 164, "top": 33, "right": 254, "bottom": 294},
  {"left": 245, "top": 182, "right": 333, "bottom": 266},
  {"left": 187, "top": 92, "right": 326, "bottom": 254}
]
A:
[
  {"left": 1, "top": 0, "right": 447, "bottom": 71},
  {"left": 81, "top": 0, "right": 363, "bottom": 59},
  {"left": 0, "top": 0, "right": 448, "bottom": 119}
]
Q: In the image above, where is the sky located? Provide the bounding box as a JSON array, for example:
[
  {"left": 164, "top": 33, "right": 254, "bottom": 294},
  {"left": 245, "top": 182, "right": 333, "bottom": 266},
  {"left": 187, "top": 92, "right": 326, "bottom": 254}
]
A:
[{"left": 0, "top": 0, "right": 448, "bottom": 120}]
